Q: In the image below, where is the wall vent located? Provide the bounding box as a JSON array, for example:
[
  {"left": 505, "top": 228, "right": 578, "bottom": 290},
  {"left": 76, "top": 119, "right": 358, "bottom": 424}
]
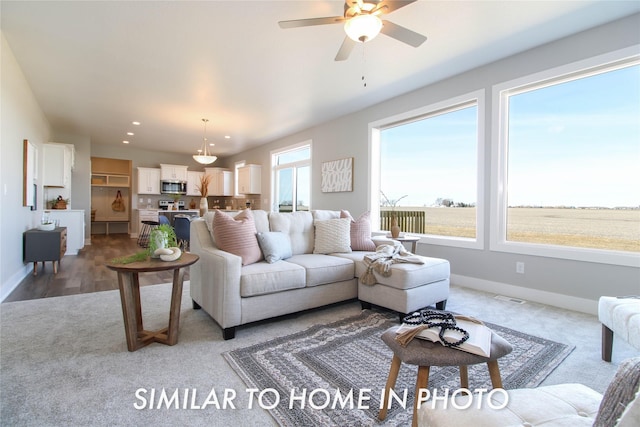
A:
[{"left": 494, "top": 295, "right": 526, "bottom": 304}]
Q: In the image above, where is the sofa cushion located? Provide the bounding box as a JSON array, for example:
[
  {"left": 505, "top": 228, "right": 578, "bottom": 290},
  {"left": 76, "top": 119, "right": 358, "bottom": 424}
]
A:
[
  {"left": 213, "top": 209, "right": 262, "bottom": 266},
  {"left": 418, "top": 383, "right": 602, "bottom": 427},
  {"left": 341, "top": 210, "right": 377, "bottom": 251},
  {"left": 269, "top": 211, "right": 314, "bottom": 255},
  {"left": 285, "top": 254, "right": 355, "bottom": 287},
  {"left": 240, "top": 261, "right": 306, "bottom": 297},
  {"left": 313, "top": 218, "right": 352, "bottom": 254},
  {"left": 355, "top": 256, "right": 450, "bottom": 289},
  {"left": 256, "top": 231, "right": 292, "bottom": 264}
]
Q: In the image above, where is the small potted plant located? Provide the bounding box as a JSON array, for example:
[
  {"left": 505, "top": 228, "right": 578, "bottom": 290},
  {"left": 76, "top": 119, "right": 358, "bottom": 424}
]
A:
[
  {"left": 170, "top": 193, "right": 181, "bottom": 210},
  {"left": 149, "top": 224, "right": 178, "bottom": 258}
]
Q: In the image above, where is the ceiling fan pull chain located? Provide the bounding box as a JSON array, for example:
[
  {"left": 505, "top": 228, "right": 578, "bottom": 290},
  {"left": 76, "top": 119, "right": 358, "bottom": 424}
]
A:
[{"left": 361, "top": 44, "right": 367, "bottom": 88}]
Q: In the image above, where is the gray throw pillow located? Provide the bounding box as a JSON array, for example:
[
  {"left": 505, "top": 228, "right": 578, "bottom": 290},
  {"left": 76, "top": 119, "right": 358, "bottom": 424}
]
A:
[{"left": 256, "top": 231, "right": 293, "bottom": 264}]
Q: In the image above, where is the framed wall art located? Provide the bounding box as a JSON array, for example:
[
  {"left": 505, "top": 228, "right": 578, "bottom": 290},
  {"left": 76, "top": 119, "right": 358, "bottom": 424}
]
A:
[{"left": 321, "top": 157, "right": 353, "bottom": 193}]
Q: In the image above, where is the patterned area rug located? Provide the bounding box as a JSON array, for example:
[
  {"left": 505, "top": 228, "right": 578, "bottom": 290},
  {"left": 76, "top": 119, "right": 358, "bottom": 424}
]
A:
[{"left": 223, "top": 310, "right": 574, "bottom": 426}]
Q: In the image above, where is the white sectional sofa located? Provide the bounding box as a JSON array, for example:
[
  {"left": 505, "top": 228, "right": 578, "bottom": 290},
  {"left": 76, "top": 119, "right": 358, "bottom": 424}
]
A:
[{"left": 189, "top": 209, "right": 450, "bottom": 339}]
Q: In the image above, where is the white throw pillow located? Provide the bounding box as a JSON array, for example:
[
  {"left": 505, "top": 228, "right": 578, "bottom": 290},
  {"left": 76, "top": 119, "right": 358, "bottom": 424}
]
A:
[
  {"left": 313, "top": 218, "right": 352, "bottom": 254},
  {"left": 256, "top": 231, "right": 293, "bottom": 263}
]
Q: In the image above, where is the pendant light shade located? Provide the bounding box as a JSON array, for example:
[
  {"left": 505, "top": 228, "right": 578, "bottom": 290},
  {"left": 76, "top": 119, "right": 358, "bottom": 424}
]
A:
[{"left": 193, "top": 118, "right": 217, "bottom": 165}]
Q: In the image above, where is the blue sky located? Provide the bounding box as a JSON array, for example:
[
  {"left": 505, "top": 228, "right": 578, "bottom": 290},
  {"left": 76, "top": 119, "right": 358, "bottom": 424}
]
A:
[{"left": 381, "top": 63, "right": 640, "bottom": 208}]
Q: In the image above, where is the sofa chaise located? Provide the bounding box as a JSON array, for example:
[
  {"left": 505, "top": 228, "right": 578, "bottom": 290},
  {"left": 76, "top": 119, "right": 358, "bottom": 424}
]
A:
[{"left": 189, "top": 209, "right": 450, "bottom": 339}]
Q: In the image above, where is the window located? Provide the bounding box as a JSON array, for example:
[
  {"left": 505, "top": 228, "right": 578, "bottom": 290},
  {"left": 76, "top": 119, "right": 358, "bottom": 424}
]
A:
[
  {"left": 272, "top": 143, "right": 311, "bottom": 212},
  {"left": 370, "top": 90, "right": 485, "bottom": 249},
  {"left": 492, "top": 48, "right": 640, "bottom": 266}
]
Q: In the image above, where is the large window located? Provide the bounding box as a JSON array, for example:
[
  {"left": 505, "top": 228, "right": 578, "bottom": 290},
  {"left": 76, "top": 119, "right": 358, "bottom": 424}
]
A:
[
  {"left": 272, "top": 143, "right": 311, "bottom": 212},
  {"left": 492, "top": 48, "right": 640, "bottom": 266},
  {"left": 371, "top": 90, "right": 485, "bottom": 249}
]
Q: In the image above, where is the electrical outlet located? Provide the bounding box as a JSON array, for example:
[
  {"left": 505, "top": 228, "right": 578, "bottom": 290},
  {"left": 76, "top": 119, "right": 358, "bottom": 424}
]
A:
[{"left": 516, "top": 262, "right": 525, "bottom": 274}]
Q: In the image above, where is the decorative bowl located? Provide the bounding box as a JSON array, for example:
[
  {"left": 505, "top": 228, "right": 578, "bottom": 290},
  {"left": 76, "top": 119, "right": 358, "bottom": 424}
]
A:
[{"left": 38, "top": 223, "right": 55, "bottom": 231}]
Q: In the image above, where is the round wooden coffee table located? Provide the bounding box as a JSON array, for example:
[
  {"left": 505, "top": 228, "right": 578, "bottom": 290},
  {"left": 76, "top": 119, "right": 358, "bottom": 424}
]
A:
[{"left": 105, "top": 253, "right": 199, "bottom": 352}]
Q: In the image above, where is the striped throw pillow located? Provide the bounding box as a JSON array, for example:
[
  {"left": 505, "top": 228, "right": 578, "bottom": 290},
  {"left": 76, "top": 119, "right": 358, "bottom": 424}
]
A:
[
  {"left": 341, "top": 210, "right": 376, "bottom": 251},
  {"left": 213, "top": 209, "right": 262, "bottom": 265}
]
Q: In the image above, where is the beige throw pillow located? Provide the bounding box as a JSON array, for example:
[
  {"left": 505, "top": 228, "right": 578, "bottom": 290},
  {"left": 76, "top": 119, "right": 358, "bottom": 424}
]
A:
[
  {"left": 213, "top": 209, "right": 262, "bottom": 265},
  {"left": 313, "top": 218, "right": 352, "bottom": 254}
]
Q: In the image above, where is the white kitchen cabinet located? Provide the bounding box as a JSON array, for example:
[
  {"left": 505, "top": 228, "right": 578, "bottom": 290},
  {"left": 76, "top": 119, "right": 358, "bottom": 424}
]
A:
[
  {"left": 237, "top": 164, "right": 261, "bottom": 194},
  {"left": 137, "top": 167, "right": 161, "bottom": 195},
  {"left": 45, "top": 209, "right": 85, "bottom": 255},
  {"left": 160, "top": 164, "right": 188, "bottom": 181},
  {"left": 43, "top": 143, "right": 74, "bottom": 188},
  {"left": 187, "top": 171, "right": 204, "bottom": 196},
  {"left": 137, "top": 209, "right": 159, "bottom": 235},
  {"left": 205, "top": 167, "right": 233, "bottom": 196}
]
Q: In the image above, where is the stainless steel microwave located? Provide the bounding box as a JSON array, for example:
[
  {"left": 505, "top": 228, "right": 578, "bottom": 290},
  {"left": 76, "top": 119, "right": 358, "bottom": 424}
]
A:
[{"left": 161, "top": 180, "right": 187, "bottom": 194}]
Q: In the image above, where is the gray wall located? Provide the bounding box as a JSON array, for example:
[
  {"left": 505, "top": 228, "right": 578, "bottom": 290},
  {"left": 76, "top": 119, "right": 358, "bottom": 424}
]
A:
[
  {"left": 1, "top": 33, "right": 51, "bottom": 299},
  {"left": 223, "top": 14, "right": 640, "bottom": 311}
]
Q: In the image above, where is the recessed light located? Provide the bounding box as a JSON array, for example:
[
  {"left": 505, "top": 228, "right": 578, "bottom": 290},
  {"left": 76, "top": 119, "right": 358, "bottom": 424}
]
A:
[
  {"left": 209, "top": 143, "right": 215, "bottom": 147},
  {"left": 123, "top": 140, "right": 130, "bottom": 144},
  {"left": 224, "top": 135, "right": 231, "bottom": 139},
  {"left": 132, "top": 121, "right": 141, "bottom": 126},
  {"left": 127, "top": 132, "right": 134, "bottom": 136}
]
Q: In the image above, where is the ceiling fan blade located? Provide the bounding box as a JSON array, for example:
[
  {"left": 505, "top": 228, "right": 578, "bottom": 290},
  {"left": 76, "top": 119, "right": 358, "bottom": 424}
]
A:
[
  {"left": 375, "top": 0, "right": 418, "bottom": 14},
  {"left": 278, "top": 16, "right": 345, "bottom": 29},
  {"left": 335, "top": 36, "right": 356, "bottom": 61},
  {"left": 380, "top": 20, "right": 427, "bottom": 47}
]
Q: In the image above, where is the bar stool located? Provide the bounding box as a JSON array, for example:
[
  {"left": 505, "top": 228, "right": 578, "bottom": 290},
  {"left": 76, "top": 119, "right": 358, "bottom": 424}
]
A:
[
  {"left": 137, "top": 220, "right": 159, "bottom": 248},
  {"left": 379, "top": 325, "right": 512, "bottom": 427},
  {"left": 174, "top": 215, "right": 191, "bottom": 251}
]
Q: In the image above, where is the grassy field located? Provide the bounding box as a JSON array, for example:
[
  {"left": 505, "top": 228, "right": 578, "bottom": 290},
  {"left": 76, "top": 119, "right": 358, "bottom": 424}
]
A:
[{"left": 389, "top": 207, "right": 640, "bottom": 252}]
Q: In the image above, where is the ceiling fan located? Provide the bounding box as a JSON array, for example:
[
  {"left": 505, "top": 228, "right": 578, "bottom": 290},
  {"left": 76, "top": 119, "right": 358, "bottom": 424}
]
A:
[{"left": 278, "top": 0, "right": 427, "bottom": 61}]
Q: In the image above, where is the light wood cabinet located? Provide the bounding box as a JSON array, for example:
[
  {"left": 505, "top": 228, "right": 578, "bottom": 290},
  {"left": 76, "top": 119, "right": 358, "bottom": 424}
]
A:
[
  {"left": 137, "top": 167, "right": 161, "bottom": 195},
  {"left": 43, "top": 143, "right": 74, "bottom": 188},
  {"left": 205, "top": 167, "right": 233, "bottom": 196},
  {"left": 160, "top": 164, "right": 188, "bottom": 181},
  {"left": 91, "top": 174, "right": 130, "bottom": 187},
  {"left": 187, "top": 171, "right": 204, "bottom": 196},
  {"left": 238, "top": 164, "right": 261, "bottom": 194}
]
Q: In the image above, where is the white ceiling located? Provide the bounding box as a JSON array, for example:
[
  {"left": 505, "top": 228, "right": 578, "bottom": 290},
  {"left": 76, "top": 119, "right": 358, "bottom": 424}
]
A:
[{"left": 2, "top": 1, "right": 639, "bottom": 157}]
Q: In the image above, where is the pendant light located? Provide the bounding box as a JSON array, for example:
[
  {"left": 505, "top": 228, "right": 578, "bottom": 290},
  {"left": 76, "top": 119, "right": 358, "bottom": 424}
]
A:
[{"left": 193, "top": 118, "right": 217, "bottom": 165}]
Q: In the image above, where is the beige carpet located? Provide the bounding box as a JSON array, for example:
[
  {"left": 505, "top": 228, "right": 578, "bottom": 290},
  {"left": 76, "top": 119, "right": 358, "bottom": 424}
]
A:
[{"left": 0, "top": 282, "right": 635, "bottom": 426}]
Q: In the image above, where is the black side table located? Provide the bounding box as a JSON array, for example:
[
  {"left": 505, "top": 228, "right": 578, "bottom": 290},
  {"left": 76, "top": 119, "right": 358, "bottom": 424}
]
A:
[{"left": 23, "top": 227, "right": 67, "bottom": 275}]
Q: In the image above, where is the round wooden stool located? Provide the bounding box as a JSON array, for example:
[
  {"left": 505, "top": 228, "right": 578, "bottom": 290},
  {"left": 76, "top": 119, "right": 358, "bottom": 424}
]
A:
[{"left": 379, "top": 324, "right": 513, "bottom": 427}]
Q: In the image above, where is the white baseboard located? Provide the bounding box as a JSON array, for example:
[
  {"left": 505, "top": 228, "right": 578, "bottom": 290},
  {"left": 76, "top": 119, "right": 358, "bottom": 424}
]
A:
[
  {"left": 451, "top": 274, "right": 598, "bottom": 315},
  {"left": 1, "top": 264, "right": 31, "bottom": 302}
]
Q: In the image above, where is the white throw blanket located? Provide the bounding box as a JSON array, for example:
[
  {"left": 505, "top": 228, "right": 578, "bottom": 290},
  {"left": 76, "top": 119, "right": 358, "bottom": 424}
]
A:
[{"left": 360, "top": 243, "right": 425, "bottom": 285}]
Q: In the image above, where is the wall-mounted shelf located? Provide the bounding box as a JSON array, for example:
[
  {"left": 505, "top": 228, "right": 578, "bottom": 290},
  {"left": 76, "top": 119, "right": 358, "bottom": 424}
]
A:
[{"left": 91, "top": 174, "right": 130, "bottom": 187}]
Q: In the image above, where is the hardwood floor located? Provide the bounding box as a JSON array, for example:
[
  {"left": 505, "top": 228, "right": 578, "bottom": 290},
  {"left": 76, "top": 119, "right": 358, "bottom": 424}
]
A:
[{"left": 4, "top": 234, "right": 190, "bottom": 303}]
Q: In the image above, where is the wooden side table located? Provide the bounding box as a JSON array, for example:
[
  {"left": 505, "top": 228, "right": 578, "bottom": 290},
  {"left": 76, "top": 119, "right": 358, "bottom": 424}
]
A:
[
  {"left": 105, "top": 253, "right": 199, "bottom": 352},
  {"left": 23, "top": 227, "right": 67, "bottom": 275},
  {"left": 391, "top": 235, "right": 420, "bottom": 253}
]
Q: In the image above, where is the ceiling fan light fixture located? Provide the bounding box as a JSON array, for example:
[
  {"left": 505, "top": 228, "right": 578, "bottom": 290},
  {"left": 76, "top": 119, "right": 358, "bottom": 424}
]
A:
[
  {"left": 193, "top": 118, "right": 217, "bottom": 165},
  {"left": 344, "top": 14, "right": 382, "bottom": 43}
]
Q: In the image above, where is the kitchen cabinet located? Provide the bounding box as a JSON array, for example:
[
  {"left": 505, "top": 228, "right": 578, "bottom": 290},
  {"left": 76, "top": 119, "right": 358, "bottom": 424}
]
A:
[
  {"left": 187, "top": 171, "right": 204, "bottom": 196},
  {"left": 160, "top": 164, "right": 188, "bottom": 181},
  {"left": 238, "top": 164, "right": 261, "bottom": 194},
  {"left": 137, "top": 209, "right": 159, "bottom": 236},
  {"left": 43, "top": 143, "right": 74, "bottom": 188},
  {"left": 24, "top": 227, "right": 67, "bottom": 275},
  {"left": 205, "top": 167, "right": 233, "bottom": 196},
  {"left": 44, "top": 210, "right": 85, "bottom": 255},
  {"left": 137, "top": 167, "right": 161, "bottom": 195}
]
